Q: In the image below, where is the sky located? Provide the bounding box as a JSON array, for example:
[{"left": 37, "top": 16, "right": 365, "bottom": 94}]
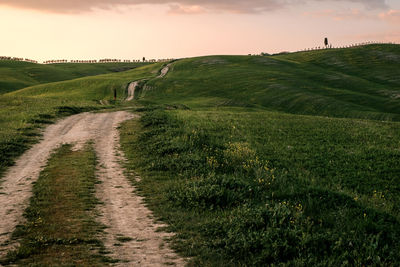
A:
[{"left": 0, "top": 0, "right": 399, "bottom": 62}]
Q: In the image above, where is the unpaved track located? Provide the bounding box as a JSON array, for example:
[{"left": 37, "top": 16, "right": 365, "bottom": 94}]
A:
[
  {"left": 95, "top": 115, "right": 184, "bottom": 266},
  {"left": 158, "top": 64, "right": 171, "bottom": 78},
  {"left": 126, "top": 81, "right": 139, "bottom": 101},
  {"left": 125, "top": 63, "right": 171, "bottom": 102},
  {"left": 0, "top": 111, "right": 184, "bottom": 266}
]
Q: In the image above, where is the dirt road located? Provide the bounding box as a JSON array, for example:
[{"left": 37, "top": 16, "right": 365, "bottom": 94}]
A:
[
  {"left": 0, "top": 111, "right": 184, "bottom": 266},
  {"left": 126, "top": 81, "right": 139, "bottom": 101},
  {"left": 158, "top": 64, "right": 171, "bottom": 78},
  {"left": 125, "top": 64, "right": 171, "bottom": 102}
]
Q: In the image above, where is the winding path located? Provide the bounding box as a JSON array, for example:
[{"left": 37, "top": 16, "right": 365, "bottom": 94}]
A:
[
  {"left": 125, "top": 63, "right": 172, "bottom": 102},
  {"left": 158, "top": 64, "right": 172, "bottom": 78},
  {"left": 126, "top": 81, "right": 139, "bottom": 101}
]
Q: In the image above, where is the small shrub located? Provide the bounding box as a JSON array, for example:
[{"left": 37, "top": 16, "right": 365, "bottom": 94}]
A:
[{"left": 168, "top": 174, "right": 254, "bottom": 210}]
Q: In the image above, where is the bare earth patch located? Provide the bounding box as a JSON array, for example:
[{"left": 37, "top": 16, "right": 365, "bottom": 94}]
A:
[
  {"left": 158, "top": 64, "right": 172, "bottom": 78},
  {"left": 0, "top": 111, "right": 184, "bottom": 266},
  {"left": 125, "top": 64, "right": 171, "bottom": 102},
  {"left": 126, "top": 81, "right": 139, "bottom": 101}
]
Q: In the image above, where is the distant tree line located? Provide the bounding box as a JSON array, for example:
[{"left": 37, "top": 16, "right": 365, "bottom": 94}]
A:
[
  {"left": 259, "top": 41, "right": 398, "bottom": 56},
  {"left": 42, "top": 58, "right": 174, "bottom": 64},
  {"left": 0, "top": 56, "right": 38, "bottom": 64},
  {"left": 299, "top": 41, "right": 391, "bottom": 52},
  {"left": 0, "top": 56, "right": 174, "bottom": 65}
]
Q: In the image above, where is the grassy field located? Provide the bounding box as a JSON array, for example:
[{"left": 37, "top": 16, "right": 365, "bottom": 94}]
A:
[
  {"left": 120, "top": 109, "right": 400, "bottom": 266},
  {"left": 1, "top": 144, "right": 113, "bottom": 266},
  {"left": 119, "top": 44, "right": 400, "bottom": 265},
  {"left": 0, "top": 62, "right": 163, "bottom": 177},
  {"left": 0, "top": 60, "right": 148, "bottom": 94}
]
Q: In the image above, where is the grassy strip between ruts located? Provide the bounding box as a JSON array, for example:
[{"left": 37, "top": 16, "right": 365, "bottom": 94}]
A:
[
  {"left": 1, "top": 144, "right": 114, "bottom": 266},
  {"left": 119, "top": 108, "right": 400, "bottom": 266}
]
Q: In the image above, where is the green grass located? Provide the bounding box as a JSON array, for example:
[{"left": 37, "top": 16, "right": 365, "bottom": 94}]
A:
[
  {"left": 142, "top": 44, "right": 400, "bottom": 121},
  {"left": 120, "top": 109, "right": 400, "bottom": 266},
  {"left": 118, "top": 45, "right": 400, "bottom": 265},
  {"left": 0, "top": 60, "right": 149, "bottom": 94},
  {"left": 0, "top": 62, "right": 163, "bottom": 178},
  {"left": 1, "top": 144, "right": 113, "bottom": 266}
]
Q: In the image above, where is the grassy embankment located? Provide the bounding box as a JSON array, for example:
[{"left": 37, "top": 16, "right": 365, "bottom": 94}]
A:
[
  {"left": 0, "top": 60, "right": 148, "bottom": 94},
  {"left": 142, "top": 44, "right": 400, "bottom": 121},
  {"left": 0, "top": 62, "right": 163, "bottom": 177},
  {"left": 1, "top": 144, "right": 114, "bottom": 265},
  {"left": 119, "top": 44, "right": 400, "bottom": 265}
]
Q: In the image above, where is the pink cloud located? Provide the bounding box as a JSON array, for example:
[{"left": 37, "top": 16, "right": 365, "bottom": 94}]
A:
[
  {"left": 0, "top": 0, "right": 284, "bottom": 14},
  {"left": 353, "top": 31, "right": 400, "bottom": 43},
  {"left": 304, "top": 8, "right": 376, "bottom": 21},
  {"left": 167, "top": 4, "right": 206, "bottom": 15},
  {"left": 0, "top": 0, "right": 388, "bottom": 14},
  {"left": 379, "top": 10, "right": 400, "bottom": 23}
]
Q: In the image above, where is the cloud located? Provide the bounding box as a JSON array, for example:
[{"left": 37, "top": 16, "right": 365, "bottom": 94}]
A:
[
  {"left": 167, "top": 4, "right": 206, "bottom": 15},
  {"left": 345, "top": 0, "right": 387, "bottom": 9},
  {"left": 304, "top": 8, "right": 377, "bottom": 21},
  {"left": 353, "top": 31, "right": 400, "bottom": 42},
  {"left": 379, "top": 9, "right": 400, "bottom": 23},
  {"left": 0, "top": 0, "right": 389, "bottom": 14},
  {"left": 0, "top": 0, "right": 284, "bottom": 13},
  {"left": 305, "top": 8, "right": 400, "bottom": 24}
]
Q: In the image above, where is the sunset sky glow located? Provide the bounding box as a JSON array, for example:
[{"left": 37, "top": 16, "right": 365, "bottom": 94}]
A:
[{"left": 0, "top": 0, "right": 399, "bottom": 61}]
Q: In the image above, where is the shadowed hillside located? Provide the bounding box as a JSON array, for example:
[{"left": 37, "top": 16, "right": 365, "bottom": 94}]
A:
[{"left": 0, "top": 60, "right": 148, "bottom": 94}]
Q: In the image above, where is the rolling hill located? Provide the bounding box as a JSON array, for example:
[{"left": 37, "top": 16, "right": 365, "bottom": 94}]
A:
[
  {"left": 143, "top": 44, "right": 400, "bottom": 121},
  {"left": 0, "top": 60, "right": 148, "bottom": 94}
]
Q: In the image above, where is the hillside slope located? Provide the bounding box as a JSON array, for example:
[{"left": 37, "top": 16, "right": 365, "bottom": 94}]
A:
[
  {"left": 0, "top": 60, "right": 148, "bottom": 94},
  {"left": 143, "top": 44, "right": 400, "bottom": 121}
]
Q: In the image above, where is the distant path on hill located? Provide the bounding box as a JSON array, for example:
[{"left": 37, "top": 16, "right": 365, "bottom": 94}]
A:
[
  {"left": 125, "top": 63, "right": 172, "bottom": 102},
  {"left": 158, "top": 63, "right": 172, "bottom": 78},
  {"left": 126, "top": 81, "right": 139, "bottom": 101},
  {"left": 0, "top": 111, "right": 184, "bottom": 266}
]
